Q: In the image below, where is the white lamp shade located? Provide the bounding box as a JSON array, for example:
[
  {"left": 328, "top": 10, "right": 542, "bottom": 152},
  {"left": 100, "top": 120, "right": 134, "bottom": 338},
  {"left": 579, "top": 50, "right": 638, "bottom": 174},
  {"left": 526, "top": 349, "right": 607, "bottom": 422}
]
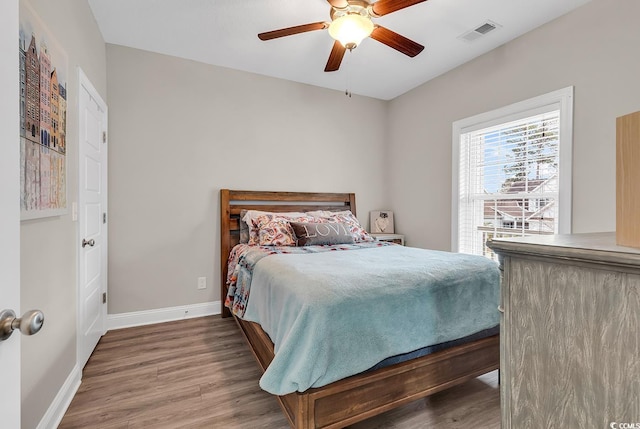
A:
[{"left": 328, "top": 14, "right": 374, "bottom": 48}]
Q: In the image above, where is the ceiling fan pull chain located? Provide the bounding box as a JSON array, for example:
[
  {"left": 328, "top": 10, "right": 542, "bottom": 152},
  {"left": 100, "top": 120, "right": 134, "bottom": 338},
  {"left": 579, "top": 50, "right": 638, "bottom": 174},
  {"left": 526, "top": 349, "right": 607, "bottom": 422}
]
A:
[{"left": 345, "top": 51, "right": 352, "bottom": 98}]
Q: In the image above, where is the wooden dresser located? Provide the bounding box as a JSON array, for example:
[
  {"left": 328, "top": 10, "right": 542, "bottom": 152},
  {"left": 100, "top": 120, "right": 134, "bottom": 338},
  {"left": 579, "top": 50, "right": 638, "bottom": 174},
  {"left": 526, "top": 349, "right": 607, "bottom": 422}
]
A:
[{"left": 488, "top": 232, "right": 640, "bottom": 428}]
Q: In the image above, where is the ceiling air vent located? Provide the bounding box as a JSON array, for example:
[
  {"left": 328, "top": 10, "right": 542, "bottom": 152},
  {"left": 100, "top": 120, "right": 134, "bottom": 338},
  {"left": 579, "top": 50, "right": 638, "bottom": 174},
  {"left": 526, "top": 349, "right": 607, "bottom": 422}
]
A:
[{"left": 458, "top": 20, "right": 501, "bottom": 43}]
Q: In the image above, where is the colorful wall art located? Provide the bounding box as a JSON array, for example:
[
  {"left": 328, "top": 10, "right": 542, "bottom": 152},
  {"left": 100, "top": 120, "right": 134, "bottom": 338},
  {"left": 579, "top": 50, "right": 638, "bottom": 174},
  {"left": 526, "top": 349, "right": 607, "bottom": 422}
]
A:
[{"left": 19, "top": 3, "right": 68, "bottom": 220}]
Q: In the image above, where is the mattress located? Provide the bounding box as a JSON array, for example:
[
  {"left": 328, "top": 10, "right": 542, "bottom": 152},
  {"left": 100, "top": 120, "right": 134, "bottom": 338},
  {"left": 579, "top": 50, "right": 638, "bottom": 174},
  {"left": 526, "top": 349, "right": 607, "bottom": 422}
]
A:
[{"left": 368, "top": 324, "right": 500, "bottom": 372}]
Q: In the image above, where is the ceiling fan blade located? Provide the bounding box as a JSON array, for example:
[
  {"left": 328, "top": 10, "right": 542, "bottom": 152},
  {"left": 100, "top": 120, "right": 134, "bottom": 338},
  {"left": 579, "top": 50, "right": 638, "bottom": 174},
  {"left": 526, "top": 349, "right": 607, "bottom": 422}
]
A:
[
  {"left": 326, "top": 0, "right": 349, "bottom": 8},
  {"left": 325, "top": 41, "right": 346, "bottom": 72},
  {"left": 258, "top": 22, "right": 328, "bottom": 41},
  {"left": 370, "top": 25, "right": 424, "bottom": 57},
  {"left": 371, "top": 0, "right": 428, "bottom": 16}
]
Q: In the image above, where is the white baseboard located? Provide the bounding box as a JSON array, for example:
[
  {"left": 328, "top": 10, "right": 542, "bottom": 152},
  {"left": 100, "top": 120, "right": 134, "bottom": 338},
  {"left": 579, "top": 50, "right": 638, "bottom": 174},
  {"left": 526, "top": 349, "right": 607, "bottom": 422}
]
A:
[
  {"left": 106, "top": 301, "right": 221, "bottom": 331},
  {"left": 37, "top": 364, "right": 81, "bottom": 429}
]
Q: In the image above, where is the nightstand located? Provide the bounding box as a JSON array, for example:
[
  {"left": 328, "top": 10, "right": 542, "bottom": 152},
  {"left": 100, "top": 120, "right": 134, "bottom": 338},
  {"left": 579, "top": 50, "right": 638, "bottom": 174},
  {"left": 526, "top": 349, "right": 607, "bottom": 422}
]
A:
[{"left": 371, "top": 233, "right": 405, "bottom": 245}]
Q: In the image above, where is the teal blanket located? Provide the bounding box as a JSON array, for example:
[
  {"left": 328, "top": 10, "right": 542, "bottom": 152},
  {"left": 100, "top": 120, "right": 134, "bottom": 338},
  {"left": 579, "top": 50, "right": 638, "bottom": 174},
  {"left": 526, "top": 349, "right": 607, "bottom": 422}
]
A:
[{"left": 240, "top": 245, "right": 500, "bottom": 395}]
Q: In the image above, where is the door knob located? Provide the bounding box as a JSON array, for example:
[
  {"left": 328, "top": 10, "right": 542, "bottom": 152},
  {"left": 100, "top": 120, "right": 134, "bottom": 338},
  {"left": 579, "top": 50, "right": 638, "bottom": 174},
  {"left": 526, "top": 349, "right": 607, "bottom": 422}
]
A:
[
  {"left": 0, "top": 309, "right": 45, "bottom": 341},
  {"left": 82, "top": 238, "right": 95, "bottom": 248}
]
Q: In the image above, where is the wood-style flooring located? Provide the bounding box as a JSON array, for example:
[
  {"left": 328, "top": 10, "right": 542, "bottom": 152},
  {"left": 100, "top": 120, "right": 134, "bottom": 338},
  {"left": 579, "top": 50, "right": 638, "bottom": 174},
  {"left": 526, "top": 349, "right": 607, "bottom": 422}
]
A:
[{"left": 60, "top": 316, "right": 500, "bottom": 428}]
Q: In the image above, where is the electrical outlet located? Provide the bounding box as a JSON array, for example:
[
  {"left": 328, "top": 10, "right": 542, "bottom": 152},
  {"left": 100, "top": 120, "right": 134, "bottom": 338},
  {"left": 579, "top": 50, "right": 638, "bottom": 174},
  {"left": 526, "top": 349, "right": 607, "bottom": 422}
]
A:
[{"left": 197, "top": 277, "right": 206, "bottom": 290}]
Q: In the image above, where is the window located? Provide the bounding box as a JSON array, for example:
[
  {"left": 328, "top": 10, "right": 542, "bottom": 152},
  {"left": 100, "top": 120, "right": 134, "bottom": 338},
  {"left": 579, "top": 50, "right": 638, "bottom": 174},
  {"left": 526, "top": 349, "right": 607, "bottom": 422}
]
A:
[{"left": 452, "top": 87, "right": 573, "bottom": 259}]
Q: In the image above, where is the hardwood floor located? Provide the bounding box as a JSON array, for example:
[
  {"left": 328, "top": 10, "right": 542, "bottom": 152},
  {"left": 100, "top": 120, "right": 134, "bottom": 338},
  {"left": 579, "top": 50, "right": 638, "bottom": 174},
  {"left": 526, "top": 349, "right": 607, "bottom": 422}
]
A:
[{"left": 60, "top": 316, "right": 500, "bottom": 428}]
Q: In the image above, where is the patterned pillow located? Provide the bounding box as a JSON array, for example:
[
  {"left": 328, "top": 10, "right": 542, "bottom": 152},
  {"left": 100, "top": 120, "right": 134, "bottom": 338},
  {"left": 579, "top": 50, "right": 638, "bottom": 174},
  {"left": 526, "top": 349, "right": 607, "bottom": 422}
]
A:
[
  {"left": 254, "top": 213, "right": 320, "bottom": 246},
  {"left": 290, "top": 222, "right": 354, "bottom": 246},
  {"left": 258, "top": 218, "right": 296, "bottom": 246},
  {"left": 242, "top": 210, "right": 306, "bottom": 245}
]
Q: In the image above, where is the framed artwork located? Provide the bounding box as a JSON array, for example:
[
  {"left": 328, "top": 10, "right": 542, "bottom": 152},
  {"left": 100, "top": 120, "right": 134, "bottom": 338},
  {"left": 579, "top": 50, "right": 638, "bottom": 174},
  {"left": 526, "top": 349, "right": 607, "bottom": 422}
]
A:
[
  {"left": 370, "top": 211, "right": 394, "bottom": 234},
  {"left": 19, "top": 1, "right": 68, "bottom": 220}
]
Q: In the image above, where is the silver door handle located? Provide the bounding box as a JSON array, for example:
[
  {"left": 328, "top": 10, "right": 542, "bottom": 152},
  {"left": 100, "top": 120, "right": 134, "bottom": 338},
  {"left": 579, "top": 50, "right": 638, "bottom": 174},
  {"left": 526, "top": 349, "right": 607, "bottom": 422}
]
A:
[
  {"left": 498, "top": 305, "right": 505, "bottom": 314},
  {"left": 82, "top": 238, "right": 95, "bottom": 248},
  {"left": 0, "top": 309, "right": 44, "bottom": 341}
]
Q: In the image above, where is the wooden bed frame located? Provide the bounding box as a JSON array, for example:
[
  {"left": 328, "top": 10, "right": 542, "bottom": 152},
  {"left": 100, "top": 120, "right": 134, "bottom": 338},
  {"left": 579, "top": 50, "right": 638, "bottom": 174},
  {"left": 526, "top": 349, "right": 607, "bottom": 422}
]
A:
[{"left": 220, "top": 189, "right": 499, "bottom": 429}]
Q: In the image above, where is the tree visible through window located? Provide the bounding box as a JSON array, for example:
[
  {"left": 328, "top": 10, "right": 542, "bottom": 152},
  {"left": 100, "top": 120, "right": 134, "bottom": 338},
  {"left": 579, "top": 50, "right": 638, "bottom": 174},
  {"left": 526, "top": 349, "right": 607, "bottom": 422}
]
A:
[{"left": 452, "top": 88, "right": 573, "bottom": 259}]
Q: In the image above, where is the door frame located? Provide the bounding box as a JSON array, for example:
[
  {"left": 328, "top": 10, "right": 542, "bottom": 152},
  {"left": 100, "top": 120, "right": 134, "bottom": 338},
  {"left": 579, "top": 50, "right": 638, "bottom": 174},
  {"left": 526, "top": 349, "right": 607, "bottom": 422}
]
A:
[
  {"left": 76, "top": 67, "right": 108, "bottom": 369},
  {"left": 0, "top": 0, "right": 21, "bottom": 426}
]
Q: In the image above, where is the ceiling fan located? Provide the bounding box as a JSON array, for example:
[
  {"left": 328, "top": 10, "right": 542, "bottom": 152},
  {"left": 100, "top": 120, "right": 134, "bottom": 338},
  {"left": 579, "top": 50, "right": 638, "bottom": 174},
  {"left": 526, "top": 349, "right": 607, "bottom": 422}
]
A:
[{"left": 258, "top": 0, "right": 428, "bottom": 72}]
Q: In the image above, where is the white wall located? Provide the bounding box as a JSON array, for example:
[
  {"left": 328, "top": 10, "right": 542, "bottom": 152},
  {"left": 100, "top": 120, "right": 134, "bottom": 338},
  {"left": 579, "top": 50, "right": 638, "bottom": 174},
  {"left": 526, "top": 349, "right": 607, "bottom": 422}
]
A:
[
  {"left": 387, "top": 0, "right": 640, "bottom": 251},
  {"left": 106, "top": 45, "right": 389, "bottom": 314},
  {"left": 19, "top": 1, "right": 106, "bottom": 427}
]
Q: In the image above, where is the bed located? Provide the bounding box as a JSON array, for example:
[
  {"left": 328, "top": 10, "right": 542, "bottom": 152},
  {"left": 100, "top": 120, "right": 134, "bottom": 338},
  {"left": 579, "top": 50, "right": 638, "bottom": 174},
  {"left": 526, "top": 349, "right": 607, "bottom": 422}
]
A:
[{"left": 220, "top": 189, "right": 500, "bottom": 429}]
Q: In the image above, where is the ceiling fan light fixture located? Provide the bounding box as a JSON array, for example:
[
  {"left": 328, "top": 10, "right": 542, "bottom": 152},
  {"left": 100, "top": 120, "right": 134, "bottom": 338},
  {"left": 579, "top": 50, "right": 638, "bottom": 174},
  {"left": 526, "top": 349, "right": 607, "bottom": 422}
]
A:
[{"left": 328, "top": 14, "right": 373, "bottom": 49}]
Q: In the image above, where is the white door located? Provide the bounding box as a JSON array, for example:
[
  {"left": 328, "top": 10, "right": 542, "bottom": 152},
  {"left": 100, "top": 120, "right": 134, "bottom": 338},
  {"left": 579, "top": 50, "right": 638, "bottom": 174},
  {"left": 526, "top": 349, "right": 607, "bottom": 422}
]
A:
[
  {"left": 78, "top": 69, "right": 108, "bottom": 369},
  {"left": 0, "top": 0, "right": 22, "bottom": 427}
]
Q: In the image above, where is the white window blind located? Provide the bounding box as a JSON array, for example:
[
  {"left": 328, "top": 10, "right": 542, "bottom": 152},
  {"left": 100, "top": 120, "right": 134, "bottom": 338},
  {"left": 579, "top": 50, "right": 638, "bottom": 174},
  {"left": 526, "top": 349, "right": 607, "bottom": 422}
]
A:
[{"left": 452, "top": 87, "right": 573, "bottom": 260}]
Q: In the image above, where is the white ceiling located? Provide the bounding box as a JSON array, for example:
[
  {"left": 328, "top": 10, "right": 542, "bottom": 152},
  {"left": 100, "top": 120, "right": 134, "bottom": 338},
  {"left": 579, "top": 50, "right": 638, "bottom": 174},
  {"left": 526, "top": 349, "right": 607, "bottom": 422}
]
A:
[{"left": 87, "top": 0, "right": 592, "bottom": 100}]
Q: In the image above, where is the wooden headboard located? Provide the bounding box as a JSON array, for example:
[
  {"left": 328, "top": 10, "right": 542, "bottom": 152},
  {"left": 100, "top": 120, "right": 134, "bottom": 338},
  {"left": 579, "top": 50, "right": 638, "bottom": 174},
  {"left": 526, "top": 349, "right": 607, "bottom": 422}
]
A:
[{"left": 219, "top": 189, "right": 356, "bottom": 317}]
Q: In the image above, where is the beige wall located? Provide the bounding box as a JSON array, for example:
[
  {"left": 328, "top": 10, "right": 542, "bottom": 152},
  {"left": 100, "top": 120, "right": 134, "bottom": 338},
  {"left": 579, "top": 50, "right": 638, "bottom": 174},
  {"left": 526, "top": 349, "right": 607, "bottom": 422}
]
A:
[
  {"left": 19, "top": 0, "right": 106, "bottom": 427},
  {"left": 388, "top": 0, "right": 640, "bottom": 251},
  {"left": 106, "top": 45, "right": 388, "bottom": 314}
]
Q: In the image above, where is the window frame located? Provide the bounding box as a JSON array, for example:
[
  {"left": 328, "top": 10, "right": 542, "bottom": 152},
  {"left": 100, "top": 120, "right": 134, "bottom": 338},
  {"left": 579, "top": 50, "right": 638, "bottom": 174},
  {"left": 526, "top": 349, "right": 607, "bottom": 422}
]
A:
[{"left": 451, "top": 86, "right": 573, "bottom": 253}]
